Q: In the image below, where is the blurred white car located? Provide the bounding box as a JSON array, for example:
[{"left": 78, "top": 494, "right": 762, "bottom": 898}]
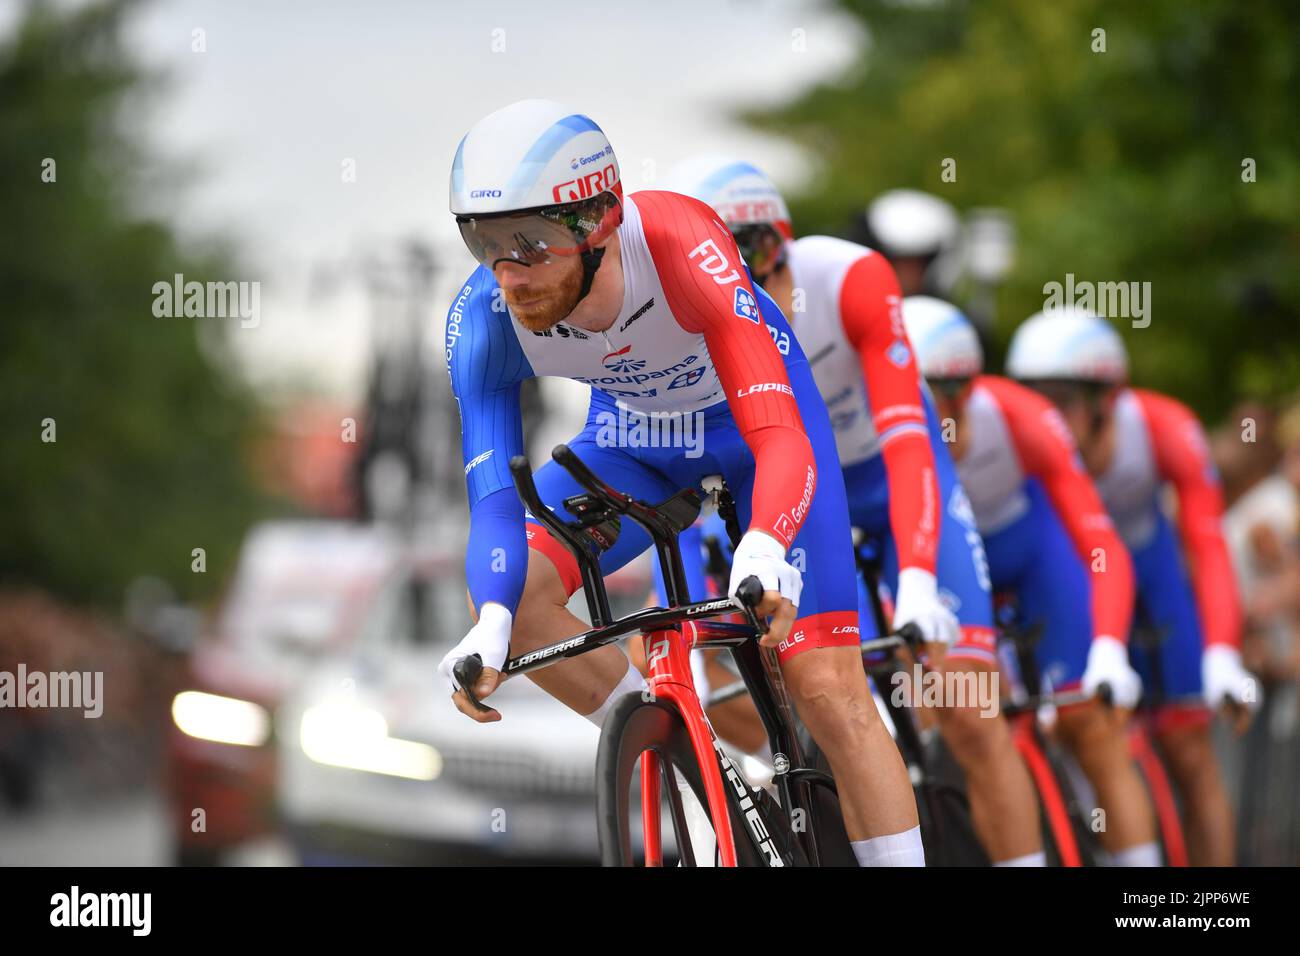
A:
[
  {"left": 166, "top": 520, "right": 402, "bottom": 864},
  {"left": 277, "top": 549, "right": 659, "bottom": 864}
]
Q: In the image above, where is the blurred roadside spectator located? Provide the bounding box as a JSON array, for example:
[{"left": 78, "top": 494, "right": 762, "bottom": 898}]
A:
[
  {"left": 1217, "top": 397, "right": 1300, "bottom": 864},
  {"left": 0, "top": 590, "right": 172, "bottom": 818}
]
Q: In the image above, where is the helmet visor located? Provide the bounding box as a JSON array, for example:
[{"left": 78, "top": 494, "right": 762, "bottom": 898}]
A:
[
  {"left": 1023, "top": 378, "right": 1108, "bottom": 410},
  {"left": 928, "top": 377, "right": 973, "bottom": 403},
  {"left": 730, "top": 223, "right": 786, "bottom": 277},
  {"left": 456, "top": 193, "right": 620, "bottom": 270}
]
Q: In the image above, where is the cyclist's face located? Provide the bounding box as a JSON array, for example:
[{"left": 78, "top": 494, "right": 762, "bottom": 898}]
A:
[
  {"left": 928, "top": 378, "right": 972, "bottom": 427},
  {"left": 494, "top": 254, "right": 584, "bottom": 332},
  {"left": 892, "top": 256, "right": 930, "bottom": 296},
  {"left": 1030, "top": 381, "right": 1113, "bottom": 449}
]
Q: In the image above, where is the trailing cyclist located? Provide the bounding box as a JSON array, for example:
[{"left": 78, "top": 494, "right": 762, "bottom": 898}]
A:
[
  {"left": 903, "top": 296, "right": 1162, "bottom": 866},
  {"left": 1006, "top": 306, "right": 1260, "bottom": 865},
  {"left": 667, "top": 156, "right": 1045, "bottom": 867}
]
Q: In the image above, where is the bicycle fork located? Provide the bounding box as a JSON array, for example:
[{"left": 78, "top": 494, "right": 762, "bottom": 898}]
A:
[{"left": 642, "top": 624, "right": 787, "bottom": 867}]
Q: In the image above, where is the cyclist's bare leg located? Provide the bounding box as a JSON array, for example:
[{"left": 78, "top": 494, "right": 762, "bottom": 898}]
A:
[
  {"left": 929, "top": 656, "right": 1042, "bottom": 862},
  {"left": 699, "top": 655, "right": 768, "bottom": 753},
  {"left": 455, "top": 549, "right": 637, "bottom": 722},
  {"left": 1055, "top": 702, "right": 1158, "bottom": 855},
  {"left": 1156, "top": 723, "right": 1235, "bottom": 866},
  {"left": 781, "top": 645, "right": 919, "bottom": 841}
]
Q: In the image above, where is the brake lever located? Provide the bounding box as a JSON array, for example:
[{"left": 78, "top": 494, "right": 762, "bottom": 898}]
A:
[
  {"left": 1096, "top": 681, "right": 1114, "bottom": 709},
  {"left": 894, "top": 621, "right": 924, "bottom": 651},
  {"left": 453, "top": 653, "right": 493, "bottom": 713},
  {"left": 734, "top": 574, "right": 768, "bottom": 636}
]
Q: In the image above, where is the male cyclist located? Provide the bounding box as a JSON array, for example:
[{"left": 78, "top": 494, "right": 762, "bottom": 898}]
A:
[
  {"left": 862, "top": 189, "right": 961, "bottom": 298},
  {"left": 437, "top": 101, "right": 923, "bottom": 865},
  {"left": 666, "top": 156, "right": 1044, "bottom": 867},
  {"left": 1006, "top": 307, "right": 1260, "bottom": 866},
  {"left": 903, "top": 296, "right": 1162, "bottom": 866}
]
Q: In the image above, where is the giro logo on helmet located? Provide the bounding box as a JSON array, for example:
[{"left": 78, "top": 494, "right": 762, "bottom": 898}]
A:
[
  {"left": 469, "top": 189, "right": 503, "bottom": 198},
  {"left": 718, "top": 199, "right": 784, "bottom": 225},
  {"left": 552, "top": 164, "right": 618, "bottom": 203}
]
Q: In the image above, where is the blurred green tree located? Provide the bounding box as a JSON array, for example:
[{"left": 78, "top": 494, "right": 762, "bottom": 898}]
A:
[
  {"left": 749, "top": 0, "right": 1300, "bottom": 420},
  {"left": 0, "top": 0, "right": 268, "bottom": 606}
]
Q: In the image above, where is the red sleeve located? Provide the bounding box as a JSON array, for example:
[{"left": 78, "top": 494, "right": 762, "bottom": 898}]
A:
[
  {"left": 1134, "top": 389, "right": 1243, "bottom": 649},
  {"left": 838, "top": 253, "right": 938, "bottom": 572},
  {"left": 636, "top": 191, "right": 815, "bottom": 548},
  {"left": 982, "top": 376, "right": 1136, "bottom": 643}
]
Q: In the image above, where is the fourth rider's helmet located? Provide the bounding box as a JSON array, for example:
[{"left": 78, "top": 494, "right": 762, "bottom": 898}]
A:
[
  {"left": 450, "top": 100, "right": 623, "bottom": 298},
  {"left": 1005, "top": 307, "right": 1128, "bottom": 386},
  {"left": 666, "top": 155, "right": 793, "bottom": 281},
  {"left": 865, "top": 189, "right": 960, "bottom": 295}
]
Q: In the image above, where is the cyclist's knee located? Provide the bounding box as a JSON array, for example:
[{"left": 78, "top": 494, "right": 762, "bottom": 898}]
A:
[
  {"left": 511, "top": 549, "right": 575, "bottom": 649},
  {"left": 931, "top": 661, "right": 1005, "bottom": 758},
  {"left": 1155, "top": 725, "right": 1216, "bottom": 780},
  {"left": 1057, "top": 703, "right": 1129, "bottom": 771},
  {"left": 784, "top": 648, "right": 872, "bottom": 734}
]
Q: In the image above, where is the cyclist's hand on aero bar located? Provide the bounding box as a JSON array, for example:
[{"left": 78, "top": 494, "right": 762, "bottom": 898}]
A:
[
  {"left": 729, "top": 529, "right": 802, "bottom": 649},
  {"left": 892, "top": 568, "right": 958, "bottom": 665},
  {"left": 438, "top": 602, "right": 511, "bottom": 722},
  {"left": 1082, "top": 635, "right": 1143, "bottom": 711}
]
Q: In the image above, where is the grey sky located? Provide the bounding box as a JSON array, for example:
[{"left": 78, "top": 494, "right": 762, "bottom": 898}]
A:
[{"left": 8, "top": 1, "right": 863, "bottom": 399}]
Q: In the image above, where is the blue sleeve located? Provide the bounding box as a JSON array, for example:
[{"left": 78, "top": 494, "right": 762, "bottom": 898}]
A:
[{"left": 445, "top": 269, "right": 534, "bottom": 613}]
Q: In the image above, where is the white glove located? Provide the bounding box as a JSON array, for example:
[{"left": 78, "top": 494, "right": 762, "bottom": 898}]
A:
[
  {"left": 891, "top": 568, "right": 959, "bottom": 645},
  {"left": 438, "top": 602, "right": 512, "bottom": 693},
  {"left": 728, "top": 529, "right": 802, "bottom": 607},
  {"left": 1202, "top": 645, "right": 1260, "bottom": 712},
  {"left": 1082, "top": 635, "right": 1143, "bottom": 709}
]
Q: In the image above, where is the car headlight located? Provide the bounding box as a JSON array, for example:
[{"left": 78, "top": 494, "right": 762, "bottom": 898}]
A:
[
  {"left": 299, "top": 701, "right": 441, "bottom": 781},
  {"left": 172, "top": 691, "right": 271, "bottom": 747}
]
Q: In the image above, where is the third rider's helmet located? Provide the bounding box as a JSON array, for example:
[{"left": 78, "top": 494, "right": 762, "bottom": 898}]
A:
[{"left": 666, "top": 155, "right": 793, "bottom": 281}]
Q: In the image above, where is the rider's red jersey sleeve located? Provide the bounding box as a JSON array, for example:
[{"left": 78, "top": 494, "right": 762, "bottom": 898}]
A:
[
  {"left": 838, "top": 253, "right": 938, "bottom": 572},
  {"left": 981, "top": 376, "right": 1135, "bottom": 643},
  {"left": 636, "top": 190, "right": 815, "bottom": 548},
  {"left": 1134, "top": 389, "right": 1243, "bottom": 649}
]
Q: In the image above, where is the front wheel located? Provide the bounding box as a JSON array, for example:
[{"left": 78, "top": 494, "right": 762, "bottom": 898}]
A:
[{"left": 595, "top": 694, "right": 767, "bottom": 867}]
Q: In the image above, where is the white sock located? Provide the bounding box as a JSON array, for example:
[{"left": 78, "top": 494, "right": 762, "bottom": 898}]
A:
[
  {"left": 851, "top": 825, "right": 926, "bottom": 867},
  {"left": 584, "top": 661, "right": 648, "bottom": 729},
  {"left": 1111, "top": 841, "right": 1162, "bottom": 867},
  {"left": 994, "top": 851, "right": 1047, "bottom": 867}
]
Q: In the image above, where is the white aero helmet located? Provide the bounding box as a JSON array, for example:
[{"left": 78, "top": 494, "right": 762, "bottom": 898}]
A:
[
  {"left": 450, "top": 100, "right": 623, "bottom": 292},
  {"left": 451, "top": 99, "right": 622, "bottom": 215},
  {"left": 866, "top": 189, "right": 959, "bottom": 258},
  {"left": 666, "top": 154, "right": 793, "bottom": 277},
  {"left": 1005, "top": 306, "right": 1128, "bottom": 384},
  {"left": 901, "top": 296, "right": 984, "bottom": 380}
]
